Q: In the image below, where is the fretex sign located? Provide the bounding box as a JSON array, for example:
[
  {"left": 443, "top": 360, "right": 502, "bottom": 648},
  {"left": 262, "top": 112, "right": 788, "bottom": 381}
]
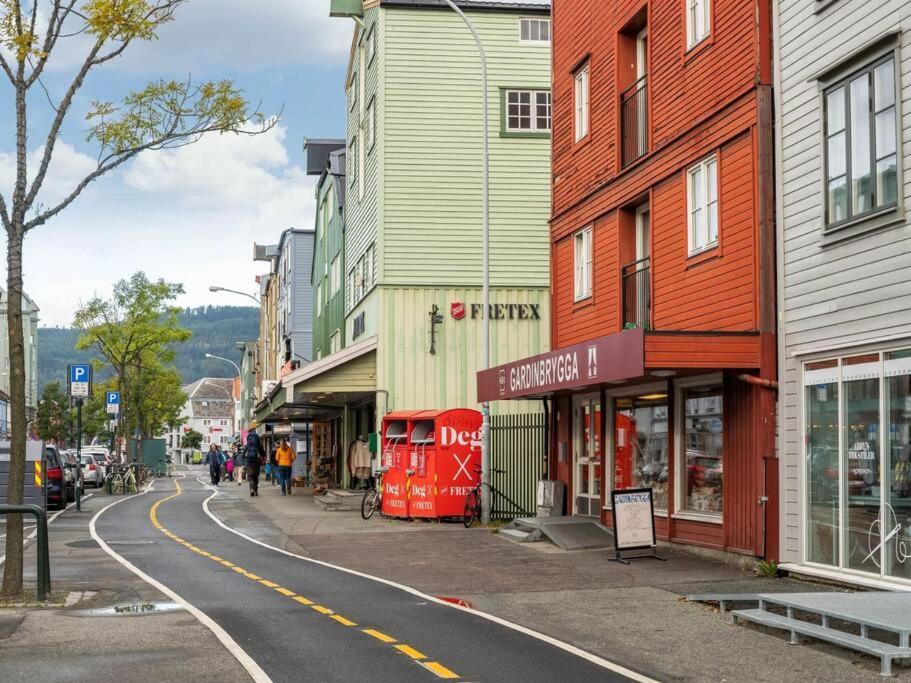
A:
[{"left": 450, "top": 302, "right": 541, "bottom": 321}]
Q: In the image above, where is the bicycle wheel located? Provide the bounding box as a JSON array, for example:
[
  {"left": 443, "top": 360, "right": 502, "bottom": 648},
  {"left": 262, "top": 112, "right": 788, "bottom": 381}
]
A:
[
  {"left": 110, "top": 473, "right": 125, "bottom": 496},
  {"left": 463, "top": 489, "right": 480, "bottom": 528},
  {"left": 361, "top": 488, "right": 379, "bottom": 520}
]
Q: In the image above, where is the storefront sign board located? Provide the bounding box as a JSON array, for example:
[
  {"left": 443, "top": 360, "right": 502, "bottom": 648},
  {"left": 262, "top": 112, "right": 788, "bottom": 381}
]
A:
[{"left": 610, "top": 488, "right": 663, "bottom": 564}]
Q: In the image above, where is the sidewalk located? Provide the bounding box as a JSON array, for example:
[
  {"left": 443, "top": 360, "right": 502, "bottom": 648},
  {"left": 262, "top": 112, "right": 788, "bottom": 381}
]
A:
[
  {"left": 210, "top": 477, "right": 904, "bottom": 682},
  {"left": 0, "top": 489, "right": 249, "bottom": 682}
]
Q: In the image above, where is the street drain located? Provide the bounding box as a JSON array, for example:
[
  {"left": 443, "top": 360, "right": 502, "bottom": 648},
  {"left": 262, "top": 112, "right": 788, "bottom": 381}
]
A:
[{"left": 74, "top": 602, "right": 184, "bottom": 617}]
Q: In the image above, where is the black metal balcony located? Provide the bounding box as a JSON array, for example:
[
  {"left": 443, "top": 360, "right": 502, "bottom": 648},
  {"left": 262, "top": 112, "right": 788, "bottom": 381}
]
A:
[
  {"left": 622, "top": 257, "right": 651, "bottom": 329},
  {"left": 621, "top": 76, "right": 648, "bottom": 167}
]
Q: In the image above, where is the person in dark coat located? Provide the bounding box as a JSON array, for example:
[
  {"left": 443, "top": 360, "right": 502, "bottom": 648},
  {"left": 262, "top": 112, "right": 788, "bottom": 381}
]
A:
[
  {"left": 203, "top": 444, "right": 224, "bottom": 486},
  {"left": 244, "top": 431, "right": 266, "bottom": 497}
]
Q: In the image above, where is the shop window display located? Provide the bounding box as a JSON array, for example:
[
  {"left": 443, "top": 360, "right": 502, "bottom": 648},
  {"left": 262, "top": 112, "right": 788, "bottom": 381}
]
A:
[
  {"left": 614, "top": 396, "right": 669, "bottom": 509},
  {"left": 885, "top": 350, "right": 911, "bottom": 581},
  {"left": 683, "top": 388, "right": 723, "bottom": 514},
  {"left": 805, "top": 359, "right": 840, "bottom": 566}
]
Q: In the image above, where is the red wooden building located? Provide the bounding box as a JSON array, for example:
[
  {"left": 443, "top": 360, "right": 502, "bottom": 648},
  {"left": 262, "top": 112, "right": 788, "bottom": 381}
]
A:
[{"left": 479, "top": 0, "right": 778, "bottom": 559}]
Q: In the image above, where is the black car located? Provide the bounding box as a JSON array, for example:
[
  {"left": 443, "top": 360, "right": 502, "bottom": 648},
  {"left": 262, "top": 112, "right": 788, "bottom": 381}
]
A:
[{"left": 57, "top": 450, "right": 85, "bottom": 500}]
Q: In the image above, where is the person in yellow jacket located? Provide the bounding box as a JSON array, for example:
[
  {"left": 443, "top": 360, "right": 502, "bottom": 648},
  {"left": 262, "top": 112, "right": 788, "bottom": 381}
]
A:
[{"left": 276, "top": 438, "right": 296, "bottom": 496}]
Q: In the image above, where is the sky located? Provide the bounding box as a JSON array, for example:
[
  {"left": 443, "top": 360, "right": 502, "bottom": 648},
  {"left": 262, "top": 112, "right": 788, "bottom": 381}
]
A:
[{"left": 0, "top": 0, "right": 352, "bottom": 326}]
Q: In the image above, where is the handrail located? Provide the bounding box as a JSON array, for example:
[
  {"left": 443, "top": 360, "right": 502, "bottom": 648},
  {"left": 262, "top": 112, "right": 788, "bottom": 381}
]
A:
[{"left": 0, "top": 504, "right": 51, "bottom": 600}]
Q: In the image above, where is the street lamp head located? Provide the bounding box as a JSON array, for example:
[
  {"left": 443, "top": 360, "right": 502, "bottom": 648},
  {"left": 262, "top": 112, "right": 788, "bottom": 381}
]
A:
[
  {"left": 205, "top": 353, "right": 214, "bottom": 359},
  {"left": 208, "top": 286, "right": 222, "bottom": 293}
]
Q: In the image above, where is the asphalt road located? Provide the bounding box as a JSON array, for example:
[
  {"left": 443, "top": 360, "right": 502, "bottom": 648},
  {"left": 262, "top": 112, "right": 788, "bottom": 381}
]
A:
[{"left": 92, "top": 474, "right": 646, "bottom": 683}]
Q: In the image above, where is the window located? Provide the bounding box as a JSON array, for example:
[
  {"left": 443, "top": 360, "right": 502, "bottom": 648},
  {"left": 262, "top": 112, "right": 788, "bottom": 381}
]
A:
[
  {"left": 615, "top": 395, "right": 669, "bottom": 509},
  {"left": 687, "top": 155, "right": 718, "bottom": 255},
  {"left": 316, "top": 282, "right": 322, "bottom": 316},
  {"left": 803, "top": 350, "right": 911, "bottom": 580},
  {"left": 824, "top": 55, "right": 898, "bottom": 229},
  {"left": 366, "top": 99, "right": 376, "bottom": 150},
  {"left": 574, "top": 65, "right": 590, "bottom": 142},
  {"left": 505, "top": 90, "right": 551, "bottom": 133},
  {"left": 220, "top": 420, "right": 228, "bottom": 426},
  {"left": 330, "top": 255, "right": 341, "bottom": 295},
  {"left": 520, "top": 17, "right": 550, "bottom": 43},
  {"left": 573, "top": 226, "right": 593, "bottom": 301},
  {"left": 686, "top": 0, "right": 710, "bottom": 49},
  {"left": 202, "top": 419, "right": 211, "bottom": 426},
  {"left": 681, "top": 386, "right": 723, "bottom": 515},
  {"left": 347, "top": 268, "right": 355, "bottom": 311},
  {"left": 348, "top": 77, "right": 356, "bottom": 112},
  {"left": 330, "top": 330, "right": 341, "bottom": 354}
]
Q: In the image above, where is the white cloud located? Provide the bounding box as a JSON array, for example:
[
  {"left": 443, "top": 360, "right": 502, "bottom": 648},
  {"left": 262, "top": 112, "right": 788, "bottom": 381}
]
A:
[
  {"left": 0, "top": 141, "right": 97, "bottom": 210},
  {"left": 41, "top": 0, "right": 353, "bottom": 74}
]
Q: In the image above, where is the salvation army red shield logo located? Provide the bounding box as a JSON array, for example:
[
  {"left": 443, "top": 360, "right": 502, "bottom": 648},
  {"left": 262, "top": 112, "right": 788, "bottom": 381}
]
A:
[{"left": 451, "top": 302, "right": 466, "bottom": 320}]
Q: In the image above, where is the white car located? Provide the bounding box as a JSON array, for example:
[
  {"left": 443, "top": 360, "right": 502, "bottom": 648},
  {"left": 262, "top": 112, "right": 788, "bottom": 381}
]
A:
[
  {"left": 82, "top": 448, "right": 113, "bottom": 480},
  {"left": 80, "top": 453, "right": 106, "bottom": 487}
]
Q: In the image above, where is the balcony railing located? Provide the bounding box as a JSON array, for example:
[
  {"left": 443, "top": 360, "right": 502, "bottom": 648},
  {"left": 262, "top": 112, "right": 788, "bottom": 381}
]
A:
[
  {"left": 622, "top": 257, "right": 651, "bottom": 329},
  {"left": 621, "top": 76, "right": 648, "bottom": 167}
]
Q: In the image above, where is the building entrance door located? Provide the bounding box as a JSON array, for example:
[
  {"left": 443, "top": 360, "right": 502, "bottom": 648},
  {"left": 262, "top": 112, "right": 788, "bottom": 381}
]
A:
[{"left": 573, "top": 394, "right": 602, "bottom": 517}]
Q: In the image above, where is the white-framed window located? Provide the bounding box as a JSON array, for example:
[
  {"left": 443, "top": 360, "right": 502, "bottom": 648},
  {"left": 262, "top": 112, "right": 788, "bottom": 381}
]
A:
[
  {"left": 687, "top": 155, "right": 718, "bottom": 255},
  {"left": 330, "top": 255, "right": 341, "bottom": 295},
  {"left": 505, "top": 90, "right": 551, "bottom": 133},
  {"left": 366, "top": 98, "right": 376, "bottom": 151},
  {"left": 348, "top": 77, "right": 356, "bottom": 112},
  {"left": 220, "top": 420, "right": 228, "bottom": 426},
  {"left": 202, "top": 419, "right": 211, "bottom": 426},
  {"left": 674, "top": 374, "right": 724, "bottom": 519},
  {"left": 520, "top": 17, "right": 550, "bottom": 43},
  {"left": 574, "top": 65, "right": 590, "bottom": 142},
  {"left": 316, "top": 281, "right": 322, "bottom": 316},
  {"left": 347, "top": 268, "right": 355, "bottom": 312},
  {"left": 573, "top": 226, "right": 593, "bottom": 301},
  {"left": 330, "top": 330, "right": 341, "bottom": 354},
  {"left": 824, "top": 55, "right": 898, "bottom": 229},
  {"left": 686, "top": 0, "right": 711, "bottom": 49}
]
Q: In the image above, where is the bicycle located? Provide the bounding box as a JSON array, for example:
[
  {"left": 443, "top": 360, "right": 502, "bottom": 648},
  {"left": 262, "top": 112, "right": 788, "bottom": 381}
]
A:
[
  {"left": 463, "top": 466, "right": 531, "bottom": 528},
  {"left": 361, "top": 468, "right": 386, "bottom": 520}
]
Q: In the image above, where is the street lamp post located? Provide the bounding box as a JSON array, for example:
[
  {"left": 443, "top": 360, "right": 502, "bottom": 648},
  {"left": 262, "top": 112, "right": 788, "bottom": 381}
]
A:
[
  {"left": 441, "top": 0, "right": 491, "bottom": 525},
  {"left": 209, "top": 286, "right": 261, "bottom": 305}
]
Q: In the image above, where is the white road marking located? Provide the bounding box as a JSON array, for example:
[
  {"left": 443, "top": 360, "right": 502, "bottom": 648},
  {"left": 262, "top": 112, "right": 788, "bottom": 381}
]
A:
[
  {"left": 0, "top": 494, "right": 94, "bottom": 564},
  {"left": 90, "top": 480, "right": 271, "bottom": 683},
  {"left": 198, "top": 480, "right": 656, "bottom": 683}
]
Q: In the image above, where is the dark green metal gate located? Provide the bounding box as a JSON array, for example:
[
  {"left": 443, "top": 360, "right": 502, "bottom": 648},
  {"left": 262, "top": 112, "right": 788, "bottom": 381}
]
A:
[{"left": 490, "top": 413, "right": 546, "bottom": 520}]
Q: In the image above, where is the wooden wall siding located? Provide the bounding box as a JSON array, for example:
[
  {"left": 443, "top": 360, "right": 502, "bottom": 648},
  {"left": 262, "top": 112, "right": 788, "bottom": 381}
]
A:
[
  {"left": 345, "top": 6, "right": 382, "bottom": 289},
  {"left": 776, "top": 0, "right": 911, "bottom": 564},
  {"left": 382, "top": 8, "right": 552, "bottom": 288},
  {"left": 552, "top": 117, "right": 763, "bottom": 349},
  {"left": 723, "top": 373, "right": 763, "bottom": 555},
  {"left": 376, "top": 287, "right": 550, "bottom": 415},
  {"left": 551, "top": 0, "right": 767, "bottom": 219},
  {"left": 652, "top": 133, "right": 757, "bottom": 331},
  {"left": 644, "top": 333, "right": 761, "bottom": 368}
]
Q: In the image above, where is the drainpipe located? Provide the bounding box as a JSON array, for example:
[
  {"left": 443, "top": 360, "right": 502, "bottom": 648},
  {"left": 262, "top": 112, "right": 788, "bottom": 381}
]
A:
[{"left": 737, "top": 373, "right": 778, "bottom": 390}]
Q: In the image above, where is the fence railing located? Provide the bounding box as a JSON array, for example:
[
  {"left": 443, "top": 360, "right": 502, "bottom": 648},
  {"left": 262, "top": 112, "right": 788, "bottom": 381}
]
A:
[
  {"left": 490, "top": 412, "right": 546, "bottom": 520},
  {"left": 621, "top": 76, "right": 648, "bottom": 167},
  {"left": 622, "top": 256, "right": 651, "bottom": 329}
]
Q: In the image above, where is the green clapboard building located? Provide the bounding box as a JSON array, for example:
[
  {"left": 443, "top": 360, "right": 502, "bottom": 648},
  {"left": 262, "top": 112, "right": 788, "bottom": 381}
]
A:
[{"left": 288, "top": 0, "right": 552, "bottom": 488}]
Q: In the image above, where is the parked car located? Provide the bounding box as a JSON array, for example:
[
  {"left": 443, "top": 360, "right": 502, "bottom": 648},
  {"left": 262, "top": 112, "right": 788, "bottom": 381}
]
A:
[
  {"left": 83, "top": 448, "right": 112, "bottom": 479},
  {"left": 80, "top": 453, "right": 105, "bottom": 488},
  {"left": 44, "top": 446, "right": 68, "bottom": 510},
  {"left": 57, "top": 449, "right": 84, "bottom": 500}
]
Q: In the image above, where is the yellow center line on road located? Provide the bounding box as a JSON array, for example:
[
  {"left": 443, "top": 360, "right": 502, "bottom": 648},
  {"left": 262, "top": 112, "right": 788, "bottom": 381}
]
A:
[{"left": 149, "top": 478, "right": 461, "bottom": 680}]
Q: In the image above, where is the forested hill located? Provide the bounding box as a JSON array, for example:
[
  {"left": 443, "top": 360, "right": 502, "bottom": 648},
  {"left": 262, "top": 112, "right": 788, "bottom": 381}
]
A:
[{"left": 37, "top": 306, "right": 259, "bottom": 390}]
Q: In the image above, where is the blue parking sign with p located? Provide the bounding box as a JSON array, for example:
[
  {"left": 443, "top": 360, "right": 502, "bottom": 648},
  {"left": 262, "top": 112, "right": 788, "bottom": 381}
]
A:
[
  {"left": 106, "top": 391, "right": 121, "bottom": 414},
  {"left": 68, "top": 364, "right": 92, "bottom": 398}
]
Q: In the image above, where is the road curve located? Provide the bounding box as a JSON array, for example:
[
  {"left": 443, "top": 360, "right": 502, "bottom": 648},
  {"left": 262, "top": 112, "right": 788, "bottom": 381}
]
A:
[{"left": 93, "top": 476, "right": 648, "bottom": 683}]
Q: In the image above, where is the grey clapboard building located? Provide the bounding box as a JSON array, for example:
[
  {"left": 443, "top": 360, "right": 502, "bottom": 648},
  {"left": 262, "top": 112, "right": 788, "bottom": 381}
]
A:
[{"left": 775, "top": 0, "right": 911, "bottom": 588}]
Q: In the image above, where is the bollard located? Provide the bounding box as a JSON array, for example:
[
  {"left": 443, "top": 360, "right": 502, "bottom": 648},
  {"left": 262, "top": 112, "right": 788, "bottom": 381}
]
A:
[{"left": 0, "top": 504, "right": 51, "bottom": 601}]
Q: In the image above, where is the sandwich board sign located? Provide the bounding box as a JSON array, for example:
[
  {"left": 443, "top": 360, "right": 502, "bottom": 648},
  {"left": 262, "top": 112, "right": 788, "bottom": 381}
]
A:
[
  {"left": 67, "top": 364, "right": 93, "bottom": 398},
  {"left": 609, "top": 488, "right": 664, "bottom": 564},
  {"left": 106, "top": 391, "right": 121, "bottom": 415}
]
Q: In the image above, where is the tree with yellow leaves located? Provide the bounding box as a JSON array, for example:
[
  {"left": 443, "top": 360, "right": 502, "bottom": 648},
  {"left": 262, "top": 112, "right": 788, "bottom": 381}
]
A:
[{"left": 0, "top": 0, "right": 271, "bottom": 599}]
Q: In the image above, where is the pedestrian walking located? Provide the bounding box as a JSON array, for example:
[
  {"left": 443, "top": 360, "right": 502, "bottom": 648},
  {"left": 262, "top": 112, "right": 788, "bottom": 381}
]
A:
[
  {"left": 276, "top": 438, "right": 296, "bottom": 496},
  {"left": 266, "top": 445, "right": 278, "bottom": 484},
  {"left": 204, "top": 444, "right": 223, "bottom": 486},
  {"left": 244, "top": 431, "right": 266, "bottom": 497},
  {"left": 225, "top": 452, "right": 235, "bottom": 481}
]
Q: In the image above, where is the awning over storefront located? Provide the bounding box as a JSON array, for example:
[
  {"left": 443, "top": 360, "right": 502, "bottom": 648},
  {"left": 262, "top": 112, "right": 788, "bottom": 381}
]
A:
[
  {"left": 284, "top": 336, "right": 378, "bottom": 416},
  {"left": 478, "top": 328, "right": 763, "bottom": 402}
]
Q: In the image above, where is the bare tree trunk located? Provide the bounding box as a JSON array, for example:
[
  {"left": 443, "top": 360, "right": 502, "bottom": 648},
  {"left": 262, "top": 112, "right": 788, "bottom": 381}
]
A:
[{"left": 1, "top": 224, "right": 26, "bottom": 599}]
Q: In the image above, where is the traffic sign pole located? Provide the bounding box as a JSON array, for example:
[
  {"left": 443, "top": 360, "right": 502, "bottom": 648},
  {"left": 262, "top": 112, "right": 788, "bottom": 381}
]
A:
[
  {"left": 75, "top": 398, "right": 83, "bottom": 512},
  {"left": 67, "top": 365, "right": 92, "bottom": 514}
]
